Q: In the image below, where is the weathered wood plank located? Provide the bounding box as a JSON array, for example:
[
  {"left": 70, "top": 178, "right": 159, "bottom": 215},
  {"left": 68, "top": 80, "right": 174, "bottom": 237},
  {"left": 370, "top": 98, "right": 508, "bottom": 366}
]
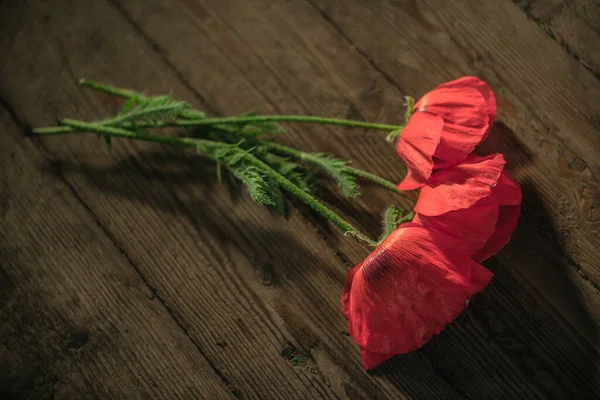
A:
[
  {"left": 2, "top": 0, "right": 600, "bottom": 398},
  {"left": 303, "top": 0, "right": 600, "bottom": 333},
  {"left": 97, "top": 1, "right": 597, "bottom": 391},
  {"left": 512, "top": 0, "right": 600, "bottom": 79},
  {"left": 107, "top": 0, "right": 600, "bottom": 397},
  {"left": 0, "top": 107, "right": 234, "bottom": 399},
  {"left": 305, "top": 0, "right": 600, "bottom": 290},
  {"left": 2, "top": 1, "right": 452, "bottom": 399}
]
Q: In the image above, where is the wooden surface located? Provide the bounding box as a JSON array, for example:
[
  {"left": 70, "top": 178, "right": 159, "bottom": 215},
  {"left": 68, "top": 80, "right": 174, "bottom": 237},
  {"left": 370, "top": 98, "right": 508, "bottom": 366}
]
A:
[{"left": 1, "top": 0, "right": 600, "bottom": 398}]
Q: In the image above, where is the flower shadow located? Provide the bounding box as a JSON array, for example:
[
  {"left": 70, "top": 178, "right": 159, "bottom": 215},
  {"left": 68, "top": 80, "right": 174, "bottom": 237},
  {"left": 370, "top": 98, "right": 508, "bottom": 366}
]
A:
[
  {"left": 368, "top": 179, "right": 599, "bottom": 398},
  {"left": 43, "top": 139, "right": 599, "bottom": 397},
  {"left": 42, "top": 149, "right": 347, "bottom": 294},
  {"left": 480, "top": 121, "right": 535, "bottom": 168}
]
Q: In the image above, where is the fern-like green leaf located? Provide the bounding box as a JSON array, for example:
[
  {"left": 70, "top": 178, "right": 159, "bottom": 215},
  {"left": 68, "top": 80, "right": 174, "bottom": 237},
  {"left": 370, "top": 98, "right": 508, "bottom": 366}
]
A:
[
  {"left": 378, "top": 205, "right": 402, "bottom": 243},
  {"left": 105, "top": 95, "right": 191, "bottom": 125},
  {"left": 304, "top": 153, "right": 360, "bottom": 198},
  {"left": 199, "top": 142, "right": 274, "bottom": 205},
  {"left": 213, "top": 120, "right": 283, "bottom": 138},
  {"left": 265, "top": 179, "right": 286, "bottom": 216},
  {"left": 178, "top": 109, "right": 207, "bottom": 120},
  {"left": 230, "top": 165, "right": 274, "bottom": 205},
  {"left": 216, "top": 162, "right": 223, "bottom": 183},
  {"left": 255, "top": 149, "right": 315, "bottom": 194},
  {"left": 228, "top": 147, "right": 255, "bottom": 166},
  {"left": 120, "top": 95, "right": 140, "bottom": 115},
  {"left": 377, "top": 206, "right": 414, "bottom": 244},
  {"left": 243, "top": 121, "right": 284, "bottom": 135}
]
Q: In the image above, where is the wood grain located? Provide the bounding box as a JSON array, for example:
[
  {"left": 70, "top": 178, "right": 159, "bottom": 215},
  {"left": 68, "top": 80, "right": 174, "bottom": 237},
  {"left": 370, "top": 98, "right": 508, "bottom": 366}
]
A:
[
  {"left": 0, "top": 108, "right": 234, "bottom": 399},
  {"left": 1, "top": 0, "right": 600, "bottom": 398},
  {"left": 2, "top": 1, "right": 438, "bottom": 399},
  {"left": 512, "top": 0, "right": 600, "bottom": 78},
  {"left": 306, "top": 0, "right": 600, "bottom": 287}
]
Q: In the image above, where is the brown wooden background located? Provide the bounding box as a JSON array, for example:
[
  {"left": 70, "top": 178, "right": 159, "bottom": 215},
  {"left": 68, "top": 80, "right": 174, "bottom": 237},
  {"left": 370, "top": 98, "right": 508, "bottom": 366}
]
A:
[{"left": 1, "top": 0, "right": 600, "bottom": 399}]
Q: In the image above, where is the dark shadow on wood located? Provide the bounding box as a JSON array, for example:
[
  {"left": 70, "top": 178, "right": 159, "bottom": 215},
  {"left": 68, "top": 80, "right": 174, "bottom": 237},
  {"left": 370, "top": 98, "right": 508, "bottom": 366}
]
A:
[
  {"left": 42, "top": 150, "right": 344, "bottom": 284},
  {"left": 38, "top": 151, "right": 467, "bottom": 398},
  {"left": 41, "top": 153, "right": 463, "bottom": 398},
  {"left": 41, "top": 150, "right": 600, "bottom": 398},
  {"left": 479, "top": 121, "right": 535, "bottom": 171},
  {"left": 369, "top": 179, "right": 600, "bottom": 398}
]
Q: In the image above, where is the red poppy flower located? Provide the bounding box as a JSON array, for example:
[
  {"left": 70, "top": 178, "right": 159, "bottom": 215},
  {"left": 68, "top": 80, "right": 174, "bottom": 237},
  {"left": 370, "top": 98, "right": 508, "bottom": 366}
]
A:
[
  {"left": 397, "top": 76, "right": 496, "bottom": 190},
  {"left": 342, "top": 223, "right": 492, "bottom": 370},
  {"left": 413, "top": 153, "right": 522, "bottom": 262}
]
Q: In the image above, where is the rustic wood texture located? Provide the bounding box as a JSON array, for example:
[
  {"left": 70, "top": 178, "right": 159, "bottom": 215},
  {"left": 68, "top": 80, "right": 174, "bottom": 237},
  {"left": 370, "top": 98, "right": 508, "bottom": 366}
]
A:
[
  {"left": 1, "top": 0, "right": 599, "bottom": 399},
  {"left": 0, "top": 109, "right": 234, "bottom": 399},
  {"left": 513, "top": 0, "right": 600, "bottom": 79}
]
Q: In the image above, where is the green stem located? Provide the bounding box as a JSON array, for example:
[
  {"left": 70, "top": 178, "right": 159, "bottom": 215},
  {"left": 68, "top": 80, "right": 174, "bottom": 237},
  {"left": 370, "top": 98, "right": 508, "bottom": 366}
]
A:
[
  {"left": 79, "top": 78, "right": 139, "bottom": 99},
  {"left": 33, "top": 115, "right": 403, "bottom": 135},
  {"left": 32, "top": 79, "right": 403, "bottom": 135},
  {"left": 81, "top": 79, "right": 403, "bottom": 130},
  {"left": 262, "top": 141, "right": 403, "bottom": 195},
  {"left": 190, "top": 115, "right": 402, "bottom": 131},
  {"left": 32, "top": 121, "right": 180, "bottom": 135},
  {"left": 349, "top": 168, "right": 403, "bottom": 193},
  {"left": 261, "top": 141, "right": 404, "bottom": 193},
  {"left": 398, "top": 211, "right": 415, "bottom": 225},
  {"left": 32, "top": 123, "right": 405, "bottom": 196},
  {"left": 37, "top": 119, "right": 377, "bottom": 246},
  {"left": 58, "top": 119, "right": 198, "bottom": 147},
  {"left": 244, "top": 153, "right": 376, "bottom": 246}
]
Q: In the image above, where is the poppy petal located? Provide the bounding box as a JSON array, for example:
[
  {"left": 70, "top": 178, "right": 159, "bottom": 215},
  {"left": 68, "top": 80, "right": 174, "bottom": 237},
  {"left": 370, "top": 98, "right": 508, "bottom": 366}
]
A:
[
  {"left": 360, "top": 347, "right": 395, "bottom": 370},
  {"left": 413, "top": 199, "right": 499, "bottom": 257},
  {"left": 346, "top": 224, "right": 486, "bottom": 358},
  {"left": 473, "top": 204, "right": 521, "bottom": 262},
  {"left": 414, "top": 154, "right": 506, "bottom": 216},
  {"left": 396, "top": 112, "right": 444, "bottom": 190},
  {"left": 469, "top": 261, "right": 494, "bottom": 295},
  {"left": 416, "top": 86, "right": 489, "bottom": 162},
  {"left": 342, "top": 263, "right": 362, "bottom": 318},
  {"left": 418, "top": 76, "right": 496, "bottom": 129},
  {"left": 495, "top": 171, "right": 522, "bottom": 206},
  {"left": 462, "top": 77, "right": 496, "bottom": 129}
]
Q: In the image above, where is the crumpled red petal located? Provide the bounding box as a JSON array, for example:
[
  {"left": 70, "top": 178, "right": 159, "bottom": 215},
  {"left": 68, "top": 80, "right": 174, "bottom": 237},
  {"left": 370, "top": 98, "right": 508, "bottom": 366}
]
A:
[
  {"left": 413, "top": 199, "right": 499, "bottom": 258},
  {"left": 417, "top": 76, "right": 496, "bottom": 131},
  {"left": 396, "top": 112, "right": 444, "bottom": 190},
  {"left": 469, "top": 262, "right": 494, "bottom": 294},
  {"left": 341, "top": 263, "right": 361, "bottom": 317},
  {"left": 494, "top": 171, "right": 523, "bottom": 206},
  {"left": 414, "top": 77, "right": 492, "bottom": 162},
  {"left": 414, "top": 154, "right": 506, "bottom": 216},
  {"left": 342, "top": 223, "right": 492, "bottom": 369},
  {"left": 473, "top": 171, "right": 522, "bottom": 261},
  {"left": 413, "top": 159, "right": 522, "bottom": 262},
  {"left": 463, "top": 77, "right": 496, "bottom": 132}
]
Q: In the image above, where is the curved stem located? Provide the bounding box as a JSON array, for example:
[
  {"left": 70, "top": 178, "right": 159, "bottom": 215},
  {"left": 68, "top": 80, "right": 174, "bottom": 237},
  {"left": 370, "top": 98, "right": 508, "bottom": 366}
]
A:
[
  {"left": 262, "top": 141, "right": 405, "bottom": 195},
  {"left": 79, "top": 79, "right": 404, "bottom": 130},
  {"left": 56, "top": 119, "right": 199, "bottom": 146},
  {"left": 244, "top": 154, "right": 376, "bottom": 246},
  {"left": 79, "top": 78, "right": 139, "bottom": 98},
  {"left": 32, "top": 116, "right": 403, "bottom": 135},
  {"left": 186, "top": 115, "right": 402, "bottom": 131},
  {"left": 347, "top": 168, "right": 403, "bottom": 193},
  {"left": 36, "top": 119, "right": 377, "bottom": 247},
  {"left": 30, "top": 80, "right": 404, "bottom": 135}
]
